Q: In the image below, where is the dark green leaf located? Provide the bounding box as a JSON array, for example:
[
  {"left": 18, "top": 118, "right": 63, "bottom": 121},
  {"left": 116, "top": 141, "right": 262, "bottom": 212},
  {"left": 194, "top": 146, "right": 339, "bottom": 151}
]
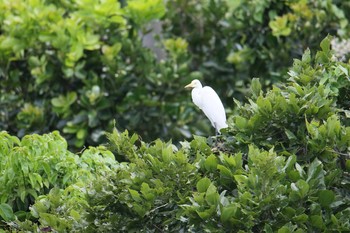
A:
[
  {"left": 318, "top": 190, "right": 335, "bottom": 207},
  {"left": 0, "top": 203, "right": 15, "bottom": 221}
]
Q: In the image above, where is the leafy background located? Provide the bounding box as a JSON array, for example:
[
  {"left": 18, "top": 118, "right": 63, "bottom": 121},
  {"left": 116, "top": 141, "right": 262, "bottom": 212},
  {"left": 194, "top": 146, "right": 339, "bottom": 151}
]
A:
[
  {"left": 0, "top": 0, "right": 350, "bottom": 232},
  {"left": 1, "top": 0, "right": 350, "bottom": 149}
]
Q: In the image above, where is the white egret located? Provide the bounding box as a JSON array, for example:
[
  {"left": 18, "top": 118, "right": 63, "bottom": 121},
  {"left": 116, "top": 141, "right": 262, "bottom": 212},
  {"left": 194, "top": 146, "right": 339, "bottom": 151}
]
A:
[{"left": 185, "top": 79, "right": 228, "bottom": 134}]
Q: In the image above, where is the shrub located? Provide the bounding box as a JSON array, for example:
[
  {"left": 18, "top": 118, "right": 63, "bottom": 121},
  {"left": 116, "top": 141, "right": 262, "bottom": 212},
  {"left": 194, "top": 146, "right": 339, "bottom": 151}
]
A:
[{"left": 0, "top": 130, "right": 118, "bottom": 230}]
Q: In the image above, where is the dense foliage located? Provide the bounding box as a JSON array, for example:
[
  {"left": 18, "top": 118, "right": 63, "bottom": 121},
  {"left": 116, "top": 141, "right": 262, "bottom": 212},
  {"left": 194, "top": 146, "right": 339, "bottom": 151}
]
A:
[
  {"left": 0, "top": 131, "right": 117, "bottom": 227},
  {"left": 0, "top": 0, "right": 195, "bottom": 148},
  {"left": 164, "top": 0, "right": 350, "bottom": 101},
  {"left": 1, "top": 0, "right": 350, "bottom": 148},
  {"left": 1, "top": 37, "right": 350, "bottom": 232}
]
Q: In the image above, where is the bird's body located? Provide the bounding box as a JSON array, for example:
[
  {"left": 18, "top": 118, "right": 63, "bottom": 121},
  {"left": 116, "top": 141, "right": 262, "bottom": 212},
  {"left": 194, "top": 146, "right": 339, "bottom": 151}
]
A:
[{"left": 185, "top": 79, "right": 227, "bottom": 133}]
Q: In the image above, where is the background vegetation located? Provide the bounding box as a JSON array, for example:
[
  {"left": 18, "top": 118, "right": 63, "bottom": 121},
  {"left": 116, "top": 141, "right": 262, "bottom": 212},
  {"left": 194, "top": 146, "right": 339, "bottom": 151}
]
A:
[
  {"left": 1, "top": 0, "right": 350, "bottom": 232},
  {"left": 1, "top": 0, "right": 350, "bottom": 148}
]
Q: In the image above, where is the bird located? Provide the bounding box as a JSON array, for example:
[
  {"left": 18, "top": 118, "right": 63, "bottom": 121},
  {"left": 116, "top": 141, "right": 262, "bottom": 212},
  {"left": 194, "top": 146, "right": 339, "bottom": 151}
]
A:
[{"left": 185, "top": 79, "right": 228, "bottom": 134}]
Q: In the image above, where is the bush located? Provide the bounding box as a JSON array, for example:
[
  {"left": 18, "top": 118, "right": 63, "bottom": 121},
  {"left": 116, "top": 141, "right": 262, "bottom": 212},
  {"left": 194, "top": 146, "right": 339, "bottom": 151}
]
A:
[
  {"left": 0, "top": 131, "right": 76, "bottom": 219},
  {"left": 0, "top": 130, "right": 118, "bottom": 230}
]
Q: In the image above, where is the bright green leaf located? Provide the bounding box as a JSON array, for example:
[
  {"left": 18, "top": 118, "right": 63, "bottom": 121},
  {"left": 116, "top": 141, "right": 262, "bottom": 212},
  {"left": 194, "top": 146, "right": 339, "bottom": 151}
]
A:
[{"left": 196, "top": 177, "right": 211, "bottom": 193}]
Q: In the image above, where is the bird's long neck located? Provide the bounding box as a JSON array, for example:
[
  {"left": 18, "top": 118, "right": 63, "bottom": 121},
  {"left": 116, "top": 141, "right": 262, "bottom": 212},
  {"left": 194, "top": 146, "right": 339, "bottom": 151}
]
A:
[{"left": 191, "top": 87, "right": 201, "bottom": 98}]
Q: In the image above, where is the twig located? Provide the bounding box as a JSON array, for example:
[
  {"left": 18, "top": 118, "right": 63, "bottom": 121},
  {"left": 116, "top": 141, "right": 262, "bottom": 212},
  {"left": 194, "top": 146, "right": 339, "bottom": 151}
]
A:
[{"left": 148, "top": 203, "right": 168, "bottom": 214}]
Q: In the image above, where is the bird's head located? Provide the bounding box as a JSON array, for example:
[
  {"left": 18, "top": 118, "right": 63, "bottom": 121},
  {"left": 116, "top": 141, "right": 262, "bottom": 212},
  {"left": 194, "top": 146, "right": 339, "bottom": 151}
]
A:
[{"left": 184, "top": 79, "right": 202, "bottom": 89}]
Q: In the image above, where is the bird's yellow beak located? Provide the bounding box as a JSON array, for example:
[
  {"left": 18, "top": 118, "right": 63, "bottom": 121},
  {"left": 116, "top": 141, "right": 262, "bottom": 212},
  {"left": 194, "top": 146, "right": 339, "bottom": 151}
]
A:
[{"left": 184, "top": 82, "right": 194, "bottom": 89}]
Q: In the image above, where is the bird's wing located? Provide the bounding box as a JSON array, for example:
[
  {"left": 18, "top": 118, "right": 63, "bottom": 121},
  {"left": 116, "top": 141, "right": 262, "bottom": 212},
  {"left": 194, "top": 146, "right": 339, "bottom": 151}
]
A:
[{"left": 200, "top": 86, "right": 227, "bottom": 130}]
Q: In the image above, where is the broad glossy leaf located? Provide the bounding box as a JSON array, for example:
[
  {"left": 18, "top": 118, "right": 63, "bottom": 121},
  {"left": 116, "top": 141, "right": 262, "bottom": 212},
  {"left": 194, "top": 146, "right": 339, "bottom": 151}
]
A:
[
  {"left": 0, "top": 203, "right": 14, "bottom": 221},
  {"left": 235, "top": 116, "right": 248, "bottom": 130},
  {"left": 217, "top": 164, "right": 232, "bottom": 177},
  {"left": 234, "top": 175, "right": 248, "bottom": 186},
  {"left": 283, "top": 154, "right": 296, "bottom": 172},
  {"left": 310, "top": 215, "right": 324, "bottom": 229},
  {"left": 204, "top": 154, "right": 218, "bottom": 171},
  {"left": 205, "top": 184, "right": 219, "bottom": 205},
  {"left": 196, "top": 177, "right": 211, "bottom": 193},
  {"left": 296, "top": 179, "right": 309, "bottom": 198},
  {"left": 220, "top": 204, "right": 237, "bottom": 222},
  {"left": 292, "top": 214, "right": 308, "bottom": 223},
  {"left": 307, "top": 159, "right": 323, "bottom": 182},
  {"left": 282, "top": 207, "right": 296, "bottom": 219},
  {"left": 318, "top": 190, "right": 335, "bottom": 207},
  {"left": 277, "top": 226, "right": 291, "bottom": 233},
  {"left": 129, "top": 189, "right": 142, "bottom": 202},
  {"left": 251, "top": 78, "right": 262, "bottom": 97},
  {"left": 320, "top": 36, "right": 330, "bottom": 54},
  {"left": 196, "top": 208, "right": 213, "bottom": 220}
]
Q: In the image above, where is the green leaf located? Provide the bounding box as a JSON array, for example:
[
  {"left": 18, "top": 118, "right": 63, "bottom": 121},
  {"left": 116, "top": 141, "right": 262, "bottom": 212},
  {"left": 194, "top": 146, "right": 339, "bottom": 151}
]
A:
[
  {"left": 285, "top": 129, "right": 297, "bottom": 140},
  {"left": 217, "top": 164, "right": 233, "bottom": 177},
  {"left": 296, "top": 180, "right": 309, "bottom": 198},
  {"left": 292, "top": 213, "right": 308, "bottom": 223},
  {"left": 264, "top": 224, "right": 273, "bottom": 233},
  {"left": 196, "top": 177, "right": 211, "bottom": 193},
  {"left": 307, "top": 159, "right": 323, "bottom": 182},
  {"left": 290, "top": 179, "right": 309, "bottom": 201},
  {"left": 302, "top": 48, "right": 311, "bottom": 63},
  {"left": 287, "top": 171, "right": 300, "bottom": 182},
  {"left": 346, "top": 160, "right": 350, "bottom": 171},
  {"left": 129, "top": 189, "right": 142, "bottom": 202},
  {"left": 318, "top": 190, "right": 335, "bottom": 207},
  {"left": 76, "top": 128, "right": 87, "bottom": 140},
  {"left": 326, "top": 115, "right": 341, "bottom": 138},
  {"left": 269, "top": 15, "right": 291, "bottom": 37},
  {"left": 295, "top": 163, "right": 305, "bottom": 178},
  {"left": 310, "top": 215, "right": 324, "bottom": 229},
  {"left": 204, "top": 154, "right": 218, "bottom": 171},
  {"left": 141, "top": 183, "right": 155, "bottom": 201},
  {"left": 205, "top": 184, "right": 219, "bottom": 206},
  {"left": 220, "top": 204, "right": 237, "bottom": 222},
  {"left": 234, "top": 175, "right": 248, "bottom": 186},
  {"left": 251, "top": 78, "right": 262, "bottom": 97},
  {"left": 235, "top": 116, "right": 248, "bottom": 130},
  {"left": 282, "top": 207, "right": 296, "bottom": 218},
  {"left": 316, "top": 36, "right": 332, "bottom": 63},
  {"left": 337, "top": 64, "right": 349, "bottom": 76},
  {"left": 70, "top": 209, "right": 81, "bottom": 221},
  {"left": 283, "top": 154, "right": 296, "bottom": 172},
  {"left": 0, "top": 203, "right": 15, "bottom": 221},
  {"left": 20, "top": 189, "right": 26, "bottom": 203},
  {"left": 126, "top": 0, "right": 166, "bottom": 25},
  {"left": 102, "top": 42, "right": 122, "bottom": 60},
  {"left": 196, "top": 207, "right": 214, "bottom": 220},
  {"left": 256, "top": 96, "right": 272, "bottom": 114},
  {"left": 320, "top": 36, "right": 330, "bottom": 54},
  {"left": 277, "top": 226, "right": 291, "bottom": 233},
  {"left": 331, "top": 214, "right": 338, "bottom": 225}
]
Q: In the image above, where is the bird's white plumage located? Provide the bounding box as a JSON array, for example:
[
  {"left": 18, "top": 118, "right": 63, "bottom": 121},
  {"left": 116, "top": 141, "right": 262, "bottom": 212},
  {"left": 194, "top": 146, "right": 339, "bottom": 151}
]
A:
[{"left": 185, "top": 79, "right": 227, "bottom": 133}]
